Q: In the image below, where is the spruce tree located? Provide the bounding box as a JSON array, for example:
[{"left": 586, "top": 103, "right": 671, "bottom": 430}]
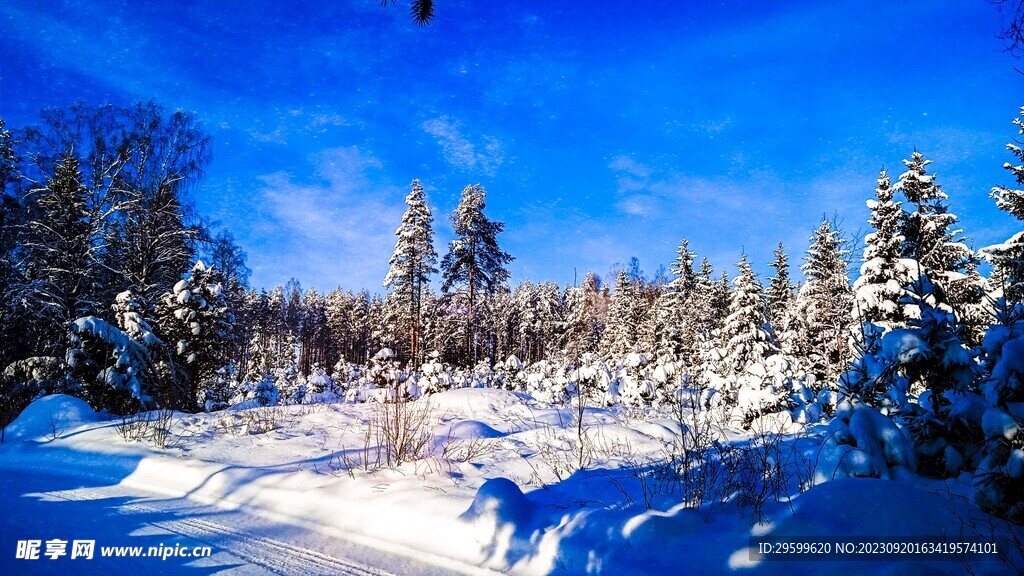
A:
[
  {"left": 652, "top": 239, "right": 697, "bottom": 362},
  {"left": 794, "top": 219, "right": 853, "bottom": 384},
  {"left": 440, "top": 184, "right": 513, "bottom": 364},
  {"left": 19, "top": 153, "right": 99, "bottom": 355},
  {"left": 991, "top": 106, "right": 1024, "bottom": 220},
  {"left": 154, "top": 261, "right": 233, "bottom": 409},
  {"left": 384, "top": 179, "right": 438, "bottom": 367},
  {"left": 982, "top": 106, "right": 1024, "bottom": 302},
  {"left": 853, "top": 169, "right": 909, "bottom": 331},
  {"left": 600, "top": 271, "right": 634, "bottom": 359},
  {"left": 561, "top": 272, "right": 606, "bottom": 356},
  {"left": 713, "top": 254, "right": 786, "bottom": 424},
  {"left": 895, "top": 151, "right": 974, "bottom": 290},
  {"left": 720, "top": 254, "right": 777, "bottom": 376},
  {"left": 766, "top": 242, "right": 795, "bottom": 329},
  {"left": 600, "top": 270, "right": 652, "bottom": 359}
]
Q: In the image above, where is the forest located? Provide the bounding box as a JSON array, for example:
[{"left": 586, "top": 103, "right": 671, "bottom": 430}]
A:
[{"left": 1, "top": 100, "right": 1022, "bottom": 525}]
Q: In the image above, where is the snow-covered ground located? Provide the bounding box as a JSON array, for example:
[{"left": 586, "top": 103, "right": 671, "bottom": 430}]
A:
[{"left": 2, "top": 392, "right": 1020, "bottom": 575}]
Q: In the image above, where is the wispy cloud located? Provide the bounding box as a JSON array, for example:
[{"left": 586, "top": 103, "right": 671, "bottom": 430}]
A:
[
  {"left": 604, "top": 154, "right": 880, "bottom": 275},
  {"left": 251, "top": 146, "right": 404, "bottom": 291},
  {"left": 421, "top": 116, "right": 505, "bottom": 176}
]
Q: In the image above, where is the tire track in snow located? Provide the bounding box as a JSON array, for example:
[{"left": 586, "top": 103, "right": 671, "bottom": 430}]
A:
[{"left": 45, "top": 485, "right": 393, "bottom": 576}]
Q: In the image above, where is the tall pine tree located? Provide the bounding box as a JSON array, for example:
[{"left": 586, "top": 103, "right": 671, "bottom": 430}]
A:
[
  {"left": 441, "top": 184, "right": 513, "bottom": 364},
  {"left": 651, "top": 239, "right": 697, "bottom": 362},
  {"left": 853, "top": 169, "right": 909, "bottom": 331},
  {"left": 18, "top": 153, "right": 100, "bottom": 355},
  {"left": 895, "top": 151, "right": 974, "bottom": 290},
  {"left": 384, "top": 179, "right": 438, "bottom": 367},
  {"left": 766, "top": 242, "right": 795, "bottom": 329},
  {"left": 792, "top": 219, "right": 852, "bottom": 384}
]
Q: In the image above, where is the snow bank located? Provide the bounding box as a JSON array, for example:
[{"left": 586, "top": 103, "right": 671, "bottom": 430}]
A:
[
  {"left": 2, "top": 394, "right": 100, "bottom": 441},
  {"left": 444, "top": 419, "right": 505, "bottom": 440},
  {"left": 428, "top": 388, "right": 527, "bottom": 413}
]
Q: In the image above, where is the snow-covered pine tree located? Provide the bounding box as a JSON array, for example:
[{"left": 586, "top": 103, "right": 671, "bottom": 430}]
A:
[
  {"left": 651, "top": 239, "right": 697, "bottom": 363},
  {"left": 981, "top": 107, "right": 1024, "bottom": 303},
  {"left": 299, "top": 288, "right": 329, "bottom": 377},
  {"left": 894, "top": 151, "right": 975, "bottom": 294},
  {"left": 560, "top": 272, "right": 607, "bottom": 357},
  {"left": 713, "top": 254, "right": 786, "bottom": 425},
  {"left": 972, "top": 109, "right": 1024, "bottom": 520},
  {"left": 512, "top": 281, "right": 562, "bottom": 364},
  {"left": 890, "top": 276, "right": 984, "bottom": 478},
  {"left": 154, "top": 260, "right": 234, "bottom": 410},
  {"left": 18, "top": 153, "right": 101, "bottom": 356},
  {"left": 766, "top": 242, "right": 795, "bottom": 330},
  {"left": 793, "top": 218, "right": 853, "bottom": 385},
  {"left": 600, "top": 270, "right": 651, "bottom": 360},
  {"left": 974, "top": 296, "right": 1024, "bottom": 521},
  {"left": 0, "top": 117, "right": 25, "bottom": 419},
  {"left": 853, "top": 169, "right": 910, "bottom": 332},
  {"left": 720, "top": 254, "right": 776, "bottom": 373},
  {"left": 711, "top": 268, "right": 732, "bottom": 327},
  {"left": 384, "top": 180, "right": 438, "bottom": 367},
  {"left": 0, "top": 117, "right": 13, "bottom": 186},
  {"left": 990, "top": 107, "right": 1024, "bottom": 221},
  {"left": 440, "top": 184, "right": 513, "bottom": 365}
]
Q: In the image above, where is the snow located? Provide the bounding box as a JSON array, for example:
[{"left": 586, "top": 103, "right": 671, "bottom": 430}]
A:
[
  {"left": 982, "top": 407, "right": 1019, "bottom": 440},
  {"left": 990, "top": 335, "right": 1024, "bottom": 389},
  {"left": 881, "top": 328, "right": 930, "bottom": 363},
  {"left": 427, "top": 388, "right": 528, "bottom": 414},
  {"left": 2, "top": 394, "right": 100, "bottom": 441},
  {"left": 814, "top": 402, "right": 916, "bottom": 483},
  {"left": 2, "top": 393, "right": 1020, "bottom": 575}
]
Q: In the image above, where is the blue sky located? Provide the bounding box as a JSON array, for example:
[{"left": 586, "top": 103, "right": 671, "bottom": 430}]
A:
[{"left": 2, "top": 0, "right": 1023, "bottom": 292}]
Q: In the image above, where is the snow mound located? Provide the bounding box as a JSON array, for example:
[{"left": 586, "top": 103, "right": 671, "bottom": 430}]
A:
[
  {"left": 445, "top": 419, "right": 505, "bottom": 440},
  {"left": 3, "top": 394, "right": 100, "bottom": 441},
  {"left": 461, "top": 477, "right": 534, "bottom": 525},
  {"left": 814, "top": 402, "right": 916, "bottom": 483},
  {"left": 428, "top": 388, "right": 526, "bottom": 413}
]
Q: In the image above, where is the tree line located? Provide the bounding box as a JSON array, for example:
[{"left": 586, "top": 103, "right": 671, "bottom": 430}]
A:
[{"left": 1, "top": 103, "right": 1022, "bottom": 435}]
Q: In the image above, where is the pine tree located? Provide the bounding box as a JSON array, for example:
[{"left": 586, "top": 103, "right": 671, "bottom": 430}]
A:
[
  {"left": 982, "top": 107, "right": 1024, "bottom": 303},
  {"left": 894, "top": 277, "right": 983, "bottom": 478},
  {"left": 853, "top": 169, "right": 909, "bottom": 331},
  {"left": 712, "top": 254, "right": 786, "bottom": 424},
  {"left": 0, "top": 117, "right": 14, "bottom": 187},
  {"left": 0, "top": 118, "right": 29, "bottom": 421},
  {"left": 600, "top": 271, "right": 652, "bottom": 360},
  {"left": 711, "top": 268, "right": 732, "bottom": 327},
  {"left": 895, "top": 151, "right": 974, "bottom": 290},
  {"left": 794, "top": 219, "right": 853, "bottom": 384},
  {"left": 440, "top": 184, "right": 513, "bottom": 364},
  {"left": 561, "top": 272, "right": 606, "bottom": 356},
  {"left": 972, "top": 108, "right": 1024, "bottom": 520},
  {"left": 766, "top": 242, "right": 795, "bottom": 329},
  {"left": 991, "top": 106, "right": 1024, "bottom": 220},
  {"left": 720, "top": 254, "right": 777, "bottom": 376},
  {"left": 651, "top": 239, "right": 697, "bottom": 362},
  {"left": 384, "top": 179, "right": 438, "bottom": 367},
  {"left": 18, "top": 153, "right": 100, "bottom": 355},
  {"left": 154, "top": 261, "right": 233, "bottom": 410},
  {"left": 299, "top": 288, "right": 329, "bottom": 376}
]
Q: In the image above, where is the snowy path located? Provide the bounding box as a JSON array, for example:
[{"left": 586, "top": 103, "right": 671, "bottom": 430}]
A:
[{"left": 0, "top": 466, "right": 462, "bottom": 576}]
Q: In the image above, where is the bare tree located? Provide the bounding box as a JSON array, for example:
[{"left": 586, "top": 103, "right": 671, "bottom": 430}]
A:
[{"left": 996, "top": 0, "right": 1024, "bottom": 59}]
